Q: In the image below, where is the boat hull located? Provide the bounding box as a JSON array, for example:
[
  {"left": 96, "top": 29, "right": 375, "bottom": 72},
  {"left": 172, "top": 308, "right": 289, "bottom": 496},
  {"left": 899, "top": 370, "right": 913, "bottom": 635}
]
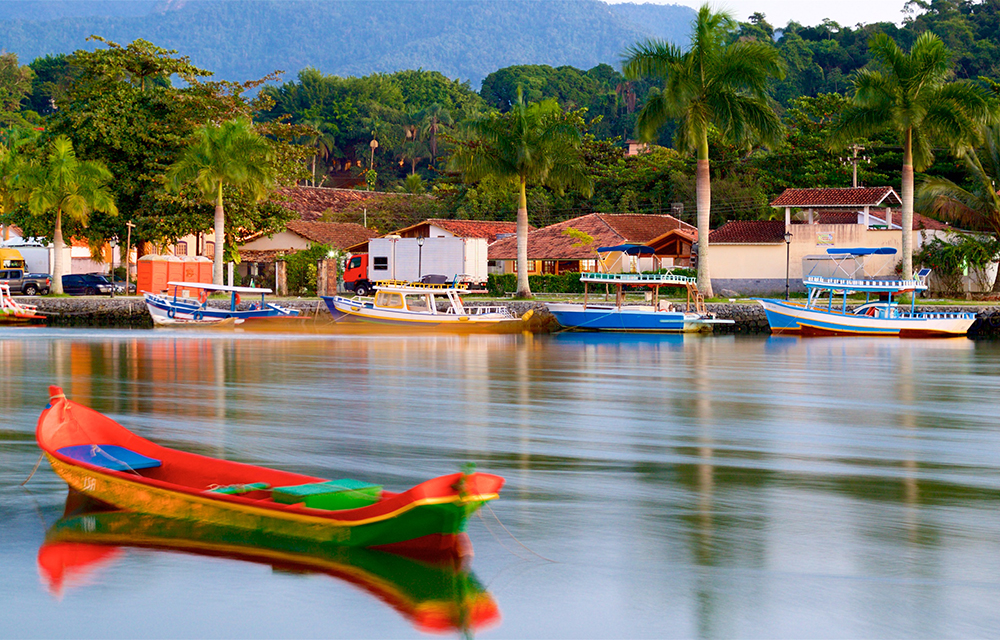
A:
[
  {"left": 37, "top": 387, "right": 503, "bottom": 553},
  {"left": 757, "top": 299, "right": 976, "bottom": 337},
  {"left": 546, "top": 303, "right": 730, "bottom": 333},
  {"left": 144, "top": 293, "right": 299, "bottom": 326}
]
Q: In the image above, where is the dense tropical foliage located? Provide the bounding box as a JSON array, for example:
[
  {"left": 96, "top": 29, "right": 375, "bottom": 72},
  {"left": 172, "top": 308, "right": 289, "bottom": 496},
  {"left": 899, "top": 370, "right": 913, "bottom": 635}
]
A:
[{"left": 0, "top": 0, "right": 999, "bottom": 296}]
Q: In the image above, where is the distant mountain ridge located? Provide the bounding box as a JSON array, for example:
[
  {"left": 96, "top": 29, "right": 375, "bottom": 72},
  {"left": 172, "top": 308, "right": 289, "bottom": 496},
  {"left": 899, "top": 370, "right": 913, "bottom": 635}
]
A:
[{"left": 0, "top": 0, "right": 695, "bottom": 87}]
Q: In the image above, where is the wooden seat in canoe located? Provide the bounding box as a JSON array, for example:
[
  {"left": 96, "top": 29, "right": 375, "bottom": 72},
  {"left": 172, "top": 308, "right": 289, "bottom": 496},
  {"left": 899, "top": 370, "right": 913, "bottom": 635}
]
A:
[{"left": 56, "top": 445, "right": 162, "bottom": 472}]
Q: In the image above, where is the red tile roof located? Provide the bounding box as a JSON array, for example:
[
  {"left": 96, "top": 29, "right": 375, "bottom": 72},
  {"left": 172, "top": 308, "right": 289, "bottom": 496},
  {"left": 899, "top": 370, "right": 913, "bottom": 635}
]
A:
[
  {"left": 709, "top": 220, "right": 787, "bottom": 244},
  {"left": 284, "top": 220, "right": 378, "bottom": 248},
  {"left": 273, "top": 186, "right": 392, "bottom": 221},
  {"left": 488, "top": 213, "right": 694, "bottom": 260},
  {"left": 770, "top": 187, "right": 901, "bottom": 208},
  {"left": 713, "top": 210, "right": 953, "bottom": 244},
  {"left": 393, "top": 219, "right": 522, "bottom": 243}
]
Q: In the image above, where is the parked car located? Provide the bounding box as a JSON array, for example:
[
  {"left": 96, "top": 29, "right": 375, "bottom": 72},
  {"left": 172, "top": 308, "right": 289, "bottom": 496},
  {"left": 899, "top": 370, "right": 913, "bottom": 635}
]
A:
[
  {"left": 112, "top": 279, "right": 137, "bottom": 294},
  {"left": 62, "top": 274, "right": 114, "bottom": 296},
  {"left": 0, "top": 268, "right": 51, "bottom": 295}
]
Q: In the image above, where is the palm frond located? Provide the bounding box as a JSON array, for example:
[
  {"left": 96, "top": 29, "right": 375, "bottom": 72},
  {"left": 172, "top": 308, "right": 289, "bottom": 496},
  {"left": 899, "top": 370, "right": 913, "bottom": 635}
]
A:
[{"left": 621, "top": 39, "right": 683, "bottom": 81}]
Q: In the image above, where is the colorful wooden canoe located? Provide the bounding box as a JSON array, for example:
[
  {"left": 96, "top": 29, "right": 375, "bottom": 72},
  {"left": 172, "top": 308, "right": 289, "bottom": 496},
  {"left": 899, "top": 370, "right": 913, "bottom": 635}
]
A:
[
  {"left": 36, "top": 386, "right": 503, "bottom": 556},
  {"left": 39, "top": 497, "right": 500, "bottom": 634}
]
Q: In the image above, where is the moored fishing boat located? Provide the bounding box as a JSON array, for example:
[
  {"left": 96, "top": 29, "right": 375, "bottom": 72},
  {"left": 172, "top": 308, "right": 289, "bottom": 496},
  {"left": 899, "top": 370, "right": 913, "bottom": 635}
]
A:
[
  {"left": 36, "top": 386, "right": 504, "bottom": 556},
  {"left": 545, "top": 246, "right": 733, "bottom": 333},
  {"left": 143, "top": 281, "right": 300, "bottom": 326},
  {"left": 0, "top": 283, "right": 45, "bottom": 324},
  {"left": 757, "top": 248, "right": 976, "bottom": 337},
  {"left": 38, "top": 500, "right": 500, "bottom": 634},
  {"left": 321, "top": 280, "right": 532, "bottom": 332}
]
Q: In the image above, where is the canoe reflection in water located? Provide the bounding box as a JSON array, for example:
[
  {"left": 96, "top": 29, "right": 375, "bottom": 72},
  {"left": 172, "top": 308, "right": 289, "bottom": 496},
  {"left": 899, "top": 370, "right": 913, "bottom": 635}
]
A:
[{"left": 38, "top": 493, "right": 501, "bottom": 636}]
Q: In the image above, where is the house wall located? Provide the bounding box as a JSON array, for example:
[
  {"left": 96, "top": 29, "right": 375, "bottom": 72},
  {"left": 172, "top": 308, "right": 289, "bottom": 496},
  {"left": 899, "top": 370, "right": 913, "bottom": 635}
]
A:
[{"left": 240, "top": 230, "right": 309, "bottom": 252}]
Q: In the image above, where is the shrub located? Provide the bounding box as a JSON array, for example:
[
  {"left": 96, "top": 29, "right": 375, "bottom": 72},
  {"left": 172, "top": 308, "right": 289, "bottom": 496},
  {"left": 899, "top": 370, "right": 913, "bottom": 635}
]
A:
[{"left": 283, "top": 243, "right": 332, "bottom": 296}]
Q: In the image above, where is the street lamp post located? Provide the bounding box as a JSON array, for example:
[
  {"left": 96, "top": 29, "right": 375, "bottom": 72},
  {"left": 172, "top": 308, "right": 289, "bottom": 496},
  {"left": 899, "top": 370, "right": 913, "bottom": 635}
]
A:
[
  {"left": 417, "top": 237, "right": 424, "bottom": 281},
  {"left": 109, "top": 236, "right": 118, "bottom": 298},
  {"left": 784, "top": 230, "right": 793, "bottom": 300}
]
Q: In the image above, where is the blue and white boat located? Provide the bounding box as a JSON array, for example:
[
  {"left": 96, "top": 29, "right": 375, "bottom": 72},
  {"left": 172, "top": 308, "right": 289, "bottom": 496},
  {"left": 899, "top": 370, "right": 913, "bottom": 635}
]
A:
[
  {"left": 546, "top": 246, "right": 733, "bottom": 333},
  {"left": 757, "top": 248, "right": 976, "bottom": 337},
  {"left": 144, "top": 282, "right": 300, "bottom": 326}
]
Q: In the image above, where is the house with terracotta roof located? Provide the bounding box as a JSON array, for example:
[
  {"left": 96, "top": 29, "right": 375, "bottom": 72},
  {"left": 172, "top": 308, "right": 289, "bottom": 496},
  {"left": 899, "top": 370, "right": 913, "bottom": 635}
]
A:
[
  {"left": 236, "top": 219, "right": 377, "bottom": 286},
  {"left": 344, "top": 218, "right": 522, "bottom": 253},
  {"left": 488, "top": 213, "right": 696, "bottom": 275},
  {"left": 707, "top": 186, "right": 957, "bottom": 294}
]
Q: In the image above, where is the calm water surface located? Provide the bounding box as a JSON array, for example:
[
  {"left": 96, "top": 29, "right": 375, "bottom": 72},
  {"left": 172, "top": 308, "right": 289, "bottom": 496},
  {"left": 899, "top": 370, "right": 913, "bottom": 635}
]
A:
[{"left": 2, "top": 328, "right": 1000, "bottom": 638}]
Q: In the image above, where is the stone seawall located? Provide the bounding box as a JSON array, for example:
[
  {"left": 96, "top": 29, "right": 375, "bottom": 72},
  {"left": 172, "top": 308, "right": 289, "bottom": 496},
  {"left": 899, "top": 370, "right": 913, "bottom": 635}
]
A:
[{"left": 15, "top": 296, "right": 1000, "bottom": 337}]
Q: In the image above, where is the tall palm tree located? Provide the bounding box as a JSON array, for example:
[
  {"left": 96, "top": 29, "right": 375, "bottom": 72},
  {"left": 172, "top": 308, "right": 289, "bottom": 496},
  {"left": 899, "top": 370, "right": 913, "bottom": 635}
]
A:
[
  {"left": 622, "top": 5, "right": 784, "bottom": 298},
  {"left": 449, "top": 91, "right": 592, "bottom": 298},
  {"left": 829, "top": 32, "right": 993, "bottom": 279},
  {"left": 167, "top": 117, "right": 276, "bottom": 285},
  {"left": 21, "top": 136, "right": 118, "bottom": 294},
  {"left": 917, "top": 123, "right": 1000, "bottom": 290}
]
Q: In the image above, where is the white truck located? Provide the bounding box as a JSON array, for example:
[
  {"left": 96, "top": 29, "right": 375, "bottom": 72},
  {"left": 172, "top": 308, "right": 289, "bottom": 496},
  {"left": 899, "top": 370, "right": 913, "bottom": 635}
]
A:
[{"left": 344, "top": 237, "right": 488, "bottom": 296}]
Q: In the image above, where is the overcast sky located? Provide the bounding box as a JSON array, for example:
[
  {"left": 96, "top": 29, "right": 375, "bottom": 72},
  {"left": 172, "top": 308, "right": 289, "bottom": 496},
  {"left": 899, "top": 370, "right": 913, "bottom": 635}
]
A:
[{"left": 608, "top": 0, "right": 910, "bottom": 30}]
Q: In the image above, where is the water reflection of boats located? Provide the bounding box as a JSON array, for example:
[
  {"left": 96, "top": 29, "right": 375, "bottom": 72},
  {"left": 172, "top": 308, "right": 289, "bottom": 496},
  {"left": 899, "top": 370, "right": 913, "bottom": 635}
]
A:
[
  {"left": 37, "top": 386, "right": 504, "bottom": 556},
  {"left": 38, "top": 496, "right": 500, "bottom": 635},
  {"left": 321, "top": 281, "right": 532, "bottom": 333}
]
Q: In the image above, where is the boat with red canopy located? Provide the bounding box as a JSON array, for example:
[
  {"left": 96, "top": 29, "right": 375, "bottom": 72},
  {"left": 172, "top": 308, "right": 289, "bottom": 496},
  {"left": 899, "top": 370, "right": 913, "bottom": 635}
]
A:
[{"left": 36, "top": 386, "right": 503, "bottom": 557}]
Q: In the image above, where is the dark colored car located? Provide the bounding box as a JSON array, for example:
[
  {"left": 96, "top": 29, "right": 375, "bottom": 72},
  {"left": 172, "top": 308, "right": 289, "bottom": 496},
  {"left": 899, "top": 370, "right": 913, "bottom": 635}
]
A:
[
  {"left": 62, "top": 274, "right": 114, "bottom": 295},
  {"left": 112, "top": 279, "right": 137, "bottom": 295}
]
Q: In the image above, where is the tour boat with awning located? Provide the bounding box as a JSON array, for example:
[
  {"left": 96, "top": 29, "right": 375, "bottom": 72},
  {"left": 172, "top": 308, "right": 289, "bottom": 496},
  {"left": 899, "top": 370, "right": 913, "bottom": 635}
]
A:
[
  {"left": 546, "top": 245, "right": 733, "bottom": 332},
  {"left": 757, "top": 247, "right": 976, "bottom": 337},
  {"left": 143, "top": 281, "right": 300, "bottom": 326}
]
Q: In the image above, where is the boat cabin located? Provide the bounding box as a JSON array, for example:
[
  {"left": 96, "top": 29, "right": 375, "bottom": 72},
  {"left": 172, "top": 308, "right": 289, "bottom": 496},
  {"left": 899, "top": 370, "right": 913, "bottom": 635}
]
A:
[{"left": 371, "top": 281, "right": 467, "bottom": 315}]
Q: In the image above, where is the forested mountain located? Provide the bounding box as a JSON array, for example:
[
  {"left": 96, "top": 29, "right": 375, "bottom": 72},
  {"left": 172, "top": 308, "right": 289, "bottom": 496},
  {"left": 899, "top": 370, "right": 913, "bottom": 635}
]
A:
[{"left": 0, "top": 0, "right": 695, "bottom": 86}]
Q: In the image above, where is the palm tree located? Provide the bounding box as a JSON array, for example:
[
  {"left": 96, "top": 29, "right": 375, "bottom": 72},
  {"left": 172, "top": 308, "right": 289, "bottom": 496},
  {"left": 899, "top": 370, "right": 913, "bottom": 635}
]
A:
[
  {"left": 829, "top": 32, "right": 993, "bottom": 279},
  {"left": 419, "top": 103, "right": 453, "bottom": 164},
  {"left": 917, "top": 123, "right": 1000, "bottom": 290},
  {"left": 299, "top": 117, "right": 339, "bottom": 187},
  {"left": 622, "top": 5, "right": 785, "bottom": 298},
  {"left": 449, "top": 91, "right": 592, "bottom": 298},
  {"left": 21, "top": 136, "right": 118, "bottom": 294},
  {"left": 167, "top": 117, "right": 276, "bottom": 285}
]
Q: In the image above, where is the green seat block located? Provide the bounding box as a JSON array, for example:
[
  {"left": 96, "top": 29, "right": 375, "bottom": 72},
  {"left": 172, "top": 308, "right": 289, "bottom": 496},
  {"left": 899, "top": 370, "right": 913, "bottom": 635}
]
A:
[{"left": 272, "top": 479, "right": 382, "bottom": 511}]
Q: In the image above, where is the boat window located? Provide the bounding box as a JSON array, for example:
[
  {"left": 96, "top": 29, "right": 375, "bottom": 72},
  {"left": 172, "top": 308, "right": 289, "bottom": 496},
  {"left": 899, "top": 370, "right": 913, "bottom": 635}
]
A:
[
  {"left": 375, "top": 292, "right": 404, "bottom": 308},
  {"left": 405, "top": 294, "right": 431, "bottom": 312},
  {"left": 373, "top": 256, "right": 388, "bottom": 271}
]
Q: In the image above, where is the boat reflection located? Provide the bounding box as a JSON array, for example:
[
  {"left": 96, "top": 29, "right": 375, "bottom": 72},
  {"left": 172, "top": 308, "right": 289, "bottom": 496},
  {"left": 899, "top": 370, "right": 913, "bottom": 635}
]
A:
[{"left": 39, "top": 494, "right": 501, "bottom": 636}]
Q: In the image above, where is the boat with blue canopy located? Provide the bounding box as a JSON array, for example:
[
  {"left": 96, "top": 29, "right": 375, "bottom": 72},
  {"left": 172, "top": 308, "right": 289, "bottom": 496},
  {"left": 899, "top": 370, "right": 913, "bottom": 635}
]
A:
[
  {"left": 546, "top": 245, "right": 734, "bottom": 333},
  {"left": 757, "top": 247, "right": 976, "bottom": 337},
  {"left": 144, "top": 281, "right": 300, "bottom": 326}
]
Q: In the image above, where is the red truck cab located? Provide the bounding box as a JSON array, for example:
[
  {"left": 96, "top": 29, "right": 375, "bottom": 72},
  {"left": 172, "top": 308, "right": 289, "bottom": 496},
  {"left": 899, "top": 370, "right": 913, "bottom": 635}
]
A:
[{"left": 343, "top": 254, "right": 372, "bottom": 296}]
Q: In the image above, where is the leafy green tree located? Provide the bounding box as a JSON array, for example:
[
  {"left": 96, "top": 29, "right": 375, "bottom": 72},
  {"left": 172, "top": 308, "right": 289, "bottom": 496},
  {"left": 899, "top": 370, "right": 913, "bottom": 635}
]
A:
[
  {"left": 167, "top": 117, "right": 277, "bottom": 285},
  {"left": 448, "top": 92, "right": 592, "bottom": 297},
  {"left": 0, "top": 52, "right": 34, "bottom": 126},
  {"left": 623, "top": 4, "right": 785, "bottom": 297},
  {"left": 917, "top": 123, "right": 1000, "bottom": 289},
  {"left": 21, "top": 136, "right": 118, "bottom": 294},
  {"left": 830, "top": 32, "right": 994, "bottom": 279}
]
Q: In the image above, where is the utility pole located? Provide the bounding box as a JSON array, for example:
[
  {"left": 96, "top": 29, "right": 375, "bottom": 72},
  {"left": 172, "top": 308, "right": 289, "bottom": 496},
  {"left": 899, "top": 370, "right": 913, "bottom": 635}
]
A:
[{"left": 841, "top": 144, "right": 870, "bottom": 188}]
